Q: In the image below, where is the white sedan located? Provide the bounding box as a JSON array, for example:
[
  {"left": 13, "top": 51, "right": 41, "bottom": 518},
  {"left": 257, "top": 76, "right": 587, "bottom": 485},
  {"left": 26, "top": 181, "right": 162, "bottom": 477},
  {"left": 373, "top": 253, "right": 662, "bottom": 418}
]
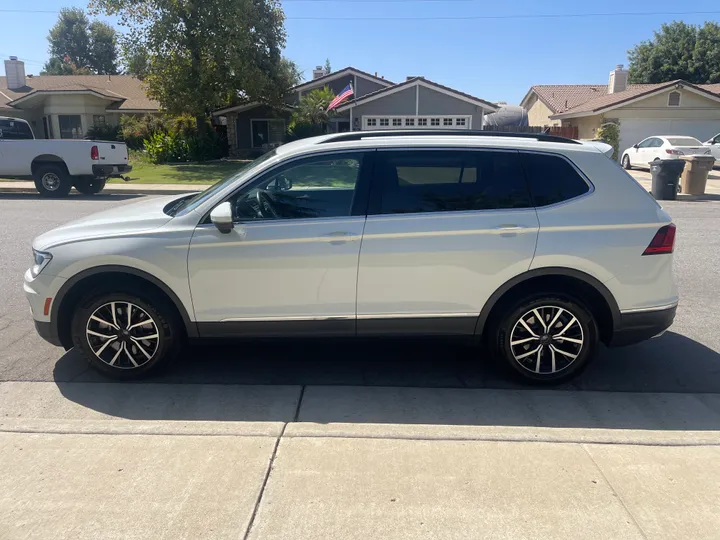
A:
[
  {"left": 703, "top": 133, "right": 720, "bottom": 162},
  {"left": 621, "top": 136, "right": 711, "bottom": 170}
]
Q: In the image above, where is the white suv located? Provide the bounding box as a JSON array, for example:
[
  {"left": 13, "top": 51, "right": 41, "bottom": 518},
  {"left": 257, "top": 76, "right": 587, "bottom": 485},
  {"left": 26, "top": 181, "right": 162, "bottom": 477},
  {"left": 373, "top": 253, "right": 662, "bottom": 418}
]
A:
[{"left": 25, "top": 131, "right": 678, "bottom": 383}]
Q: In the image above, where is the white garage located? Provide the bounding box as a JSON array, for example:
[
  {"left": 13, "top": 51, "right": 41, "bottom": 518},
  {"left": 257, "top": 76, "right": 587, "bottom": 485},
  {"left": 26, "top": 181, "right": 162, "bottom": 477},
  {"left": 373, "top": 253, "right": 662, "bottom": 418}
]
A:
[{"left": 619, "top": 119, "right": 720, "bottom": 156}]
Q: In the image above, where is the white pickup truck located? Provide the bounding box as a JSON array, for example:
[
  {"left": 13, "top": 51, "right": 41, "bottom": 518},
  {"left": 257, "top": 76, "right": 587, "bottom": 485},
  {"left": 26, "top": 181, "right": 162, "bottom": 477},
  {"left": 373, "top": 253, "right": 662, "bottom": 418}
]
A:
[{"left": 0, "top": 116, "right": 132, "bottom": 197}]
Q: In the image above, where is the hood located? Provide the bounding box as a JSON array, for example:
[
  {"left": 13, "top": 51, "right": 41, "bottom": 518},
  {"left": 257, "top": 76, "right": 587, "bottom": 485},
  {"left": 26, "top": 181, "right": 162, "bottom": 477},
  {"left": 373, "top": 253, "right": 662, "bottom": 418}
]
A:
[{"left": 33, "top": 194, "right": 185, "bottom": 250}]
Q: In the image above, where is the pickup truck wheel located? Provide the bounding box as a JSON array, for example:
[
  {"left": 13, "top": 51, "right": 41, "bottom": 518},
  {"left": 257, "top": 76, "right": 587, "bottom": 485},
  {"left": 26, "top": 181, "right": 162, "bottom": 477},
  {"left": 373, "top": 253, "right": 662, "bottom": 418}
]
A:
[
  {"left": 34, "top": 165, "right": 72, "bottom": 198},
  {"left": 74, "top": 178, "right": 107, "bottom": 195}
]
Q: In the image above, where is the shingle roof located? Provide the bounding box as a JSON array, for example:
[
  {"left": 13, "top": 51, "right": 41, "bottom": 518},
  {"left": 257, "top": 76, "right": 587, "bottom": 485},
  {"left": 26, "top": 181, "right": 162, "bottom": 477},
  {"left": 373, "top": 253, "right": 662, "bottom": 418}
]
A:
[
  {"left": 336, "top": 76, "right": 498, "bottom": 112},
  {"left": 0, "top": 75, "right": 159, "bottom": 111},
  {"left": 527, "top": 81, "right": 720, "bottom": 118},
  {"left": 292, "top": 67, "right": 394, "bottom": 91}
]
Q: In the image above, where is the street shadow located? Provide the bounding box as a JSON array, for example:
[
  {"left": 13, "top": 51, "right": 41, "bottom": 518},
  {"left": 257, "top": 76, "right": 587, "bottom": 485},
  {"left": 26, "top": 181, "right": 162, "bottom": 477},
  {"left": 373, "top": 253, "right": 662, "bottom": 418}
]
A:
[
  {"left": 51, "top": 331, "right": 720, "bottom": 430},
  {"left": 0, "top": 192, "right": 144, "bottom": 201}
]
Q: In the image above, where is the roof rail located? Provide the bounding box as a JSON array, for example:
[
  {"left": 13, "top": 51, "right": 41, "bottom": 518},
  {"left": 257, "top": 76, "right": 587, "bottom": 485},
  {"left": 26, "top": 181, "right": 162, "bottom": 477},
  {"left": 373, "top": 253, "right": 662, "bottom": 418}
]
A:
[{"left": 320, "top": 130, "right": 581, "bottom": 145}]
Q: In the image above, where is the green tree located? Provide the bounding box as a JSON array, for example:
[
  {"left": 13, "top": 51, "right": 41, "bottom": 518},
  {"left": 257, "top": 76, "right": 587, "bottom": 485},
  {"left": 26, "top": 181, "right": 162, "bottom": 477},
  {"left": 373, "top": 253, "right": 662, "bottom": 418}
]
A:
[
  {"left": 294, "top": 87, "right": 336, "bottom": 125},
  {"left": 628, "top": 21, "right": 720, "bottom": 84},
  {"left": 89, "top": 0, "right": 299, "bottom": 134},
  {"left": 324, "top": 58, "right": 332, "bottom": 74},
  {"left": 41, "top": 7, "right": 119, "bottom": 75}
]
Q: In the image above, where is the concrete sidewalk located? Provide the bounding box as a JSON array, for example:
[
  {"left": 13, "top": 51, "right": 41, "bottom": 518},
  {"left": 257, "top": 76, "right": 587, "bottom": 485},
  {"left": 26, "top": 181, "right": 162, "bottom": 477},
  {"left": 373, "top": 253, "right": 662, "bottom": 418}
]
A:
[
  {"left": 2, "top": 381, "right": 720, "bottom": 539},
  {"left": 0, "top": 180, "right": 208, "bottom": 196}
]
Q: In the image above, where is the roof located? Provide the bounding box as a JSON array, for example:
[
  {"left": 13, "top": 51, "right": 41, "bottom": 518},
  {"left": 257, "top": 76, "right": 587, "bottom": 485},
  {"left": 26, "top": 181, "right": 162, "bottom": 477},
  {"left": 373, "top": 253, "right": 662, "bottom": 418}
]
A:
[
  {"left": 523, "top": 80, "right": 720, "bottom": 119},
  {"left": 292, "top": 67, "right": 394, "bottom": 92},
  {"left": 0, "top": 75, "right": 159, "bottom": 111},
  {"left": 336, "top": 76, "right": 498, "bottom": 112}
]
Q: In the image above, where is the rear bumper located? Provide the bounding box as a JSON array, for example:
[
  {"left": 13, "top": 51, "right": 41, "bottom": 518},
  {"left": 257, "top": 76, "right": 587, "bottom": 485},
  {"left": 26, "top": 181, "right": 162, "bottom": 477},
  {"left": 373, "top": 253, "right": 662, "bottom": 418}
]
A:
[
  {"left": 92, "top": 164, "right": 132, "bottom": 177},
  {"left": 610, "top": 304, "right": 677, "bottom": 347}
]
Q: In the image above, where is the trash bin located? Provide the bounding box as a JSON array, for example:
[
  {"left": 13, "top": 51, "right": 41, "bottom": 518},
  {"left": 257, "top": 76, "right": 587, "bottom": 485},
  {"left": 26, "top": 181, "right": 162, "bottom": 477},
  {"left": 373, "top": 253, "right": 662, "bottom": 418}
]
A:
[
  {"left": 649, "top": 159, "right": 685, "bottom": 200},
  {"left": 680, "top": 155, "right": 716, "bottom": 195}
]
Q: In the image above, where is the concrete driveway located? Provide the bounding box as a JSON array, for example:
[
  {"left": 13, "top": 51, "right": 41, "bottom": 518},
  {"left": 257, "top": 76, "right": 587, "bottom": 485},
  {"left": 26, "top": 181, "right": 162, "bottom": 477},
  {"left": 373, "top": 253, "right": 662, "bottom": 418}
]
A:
[{"left": 2, "top": 194, "right": 720, "bottom": 539}]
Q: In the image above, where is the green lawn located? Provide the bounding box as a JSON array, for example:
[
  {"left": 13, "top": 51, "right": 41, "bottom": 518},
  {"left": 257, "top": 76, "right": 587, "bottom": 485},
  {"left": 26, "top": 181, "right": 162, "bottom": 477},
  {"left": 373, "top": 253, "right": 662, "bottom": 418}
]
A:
[{"left": 108, "top": 160, "right": 248, "bottom": 185}]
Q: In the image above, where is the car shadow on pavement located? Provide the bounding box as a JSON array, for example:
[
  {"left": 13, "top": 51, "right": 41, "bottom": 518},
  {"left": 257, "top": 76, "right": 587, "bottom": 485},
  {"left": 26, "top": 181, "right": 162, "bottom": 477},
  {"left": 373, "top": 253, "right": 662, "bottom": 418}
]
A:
[{"left": 51, "top": 331, "right": 720, "bottom": 430}]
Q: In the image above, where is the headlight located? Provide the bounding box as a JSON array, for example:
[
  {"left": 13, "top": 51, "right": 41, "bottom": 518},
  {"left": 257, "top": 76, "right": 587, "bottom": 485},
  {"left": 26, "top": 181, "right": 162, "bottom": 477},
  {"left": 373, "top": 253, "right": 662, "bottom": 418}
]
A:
[{"left": 31, "top": 249, "right": 52, "bottom": 277}]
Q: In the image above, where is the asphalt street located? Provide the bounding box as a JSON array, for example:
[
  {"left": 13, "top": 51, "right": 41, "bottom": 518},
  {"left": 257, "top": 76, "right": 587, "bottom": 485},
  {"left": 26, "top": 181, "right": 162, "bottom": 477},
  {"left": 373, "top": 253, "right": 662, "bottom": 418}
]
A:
[{"left": 1, "top": 192, "right": 719, "bottom": 394}]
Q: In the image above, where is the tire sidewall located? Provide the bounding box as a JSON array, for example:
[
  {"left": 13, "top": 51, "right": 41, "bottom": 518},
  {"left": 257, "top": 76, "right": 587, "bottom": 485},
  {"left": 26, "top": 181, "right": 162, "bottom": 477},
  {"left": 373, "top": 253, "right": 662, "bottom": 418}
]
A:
[
  {"left": 622, "top": 155, "right": 631, "bottom": 169},
  {"left": 34, "top": 165, "right": 72, "bottom": 198},
  {"left": 71, "top": 291, "right": 177, "bottom": 380},
  {"left": 496, "top": 295, "right": 598, "bottom": 384}
]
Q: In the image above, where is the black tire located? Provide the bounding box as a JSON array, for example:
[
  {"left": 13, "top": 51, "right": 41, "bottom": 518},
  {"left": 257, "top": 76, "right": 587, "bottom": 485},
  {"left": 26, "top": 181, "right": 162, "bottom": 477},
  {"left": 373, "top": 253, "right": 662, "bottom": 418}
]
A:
[
  {"left": 493, "top": 294, "right": 598, "bottom": 384},
  {"left": 34, "top": 165, "right": 72, "bottom": 198},
  {"left": 74, "top": 178, "right": 107, "bottom": 195},
  {"left": 71, "top": 289, "right": 181, "bottom": 380},
  {"left": 621, "top": 154, "right": 632, "bottom": 170}
]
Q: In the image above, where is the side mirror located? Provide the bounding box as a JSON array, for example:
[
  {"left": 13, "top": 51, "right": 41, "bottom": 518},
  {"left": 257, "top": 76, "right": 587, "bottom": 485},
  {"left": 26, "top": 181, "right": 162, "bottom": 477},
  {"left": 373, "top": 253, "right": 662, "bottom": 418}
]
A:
[
  {"left": 633, "top": 144, "right": 639, "bottom": 149},
  {"left": 210, "top": 201, "right": 234, "bottom": 234}
]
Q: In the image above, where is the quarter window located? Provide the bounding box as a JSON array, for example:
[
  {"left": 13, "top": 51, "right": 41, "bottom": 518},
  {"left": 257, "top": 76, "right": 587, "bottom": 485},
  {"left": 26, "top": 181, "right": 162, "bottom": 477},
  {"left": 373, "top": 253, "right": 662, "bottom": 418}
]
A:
[
  {"left": 373, "top": 150, "right": 532, "bottom": 215},
  {"left": 229, "top": 154, "right": 364, "bottom": 221},
  {"left": 520, "top": 153, "right": 590, "bottom": 207}
]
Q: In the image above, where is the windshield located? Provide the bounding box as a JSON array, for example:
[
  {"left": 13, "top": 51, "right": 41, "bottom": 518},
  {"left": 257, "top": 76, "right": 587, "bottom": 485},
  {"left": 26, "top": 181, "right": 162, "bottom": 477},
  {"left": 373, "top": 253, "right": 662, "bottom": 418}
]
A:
[
  {"left": 166, "top": 149, "right": 279, "bottom": 217},
  {"left": 667, "top": 137, "right": 702, "bottom": 146}
]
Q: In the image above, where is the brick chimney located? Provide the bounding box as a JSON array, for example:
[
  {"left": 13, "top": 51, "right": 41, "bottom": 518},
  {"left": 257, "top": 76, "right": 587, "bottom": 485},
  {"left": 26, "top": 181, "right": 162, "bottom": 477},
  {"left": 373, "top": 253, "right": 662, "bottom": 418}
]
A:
[
  {"left": 312, "top": 66, "right": 327, "bottom": 80},
  {"left": 608, "top": 64, "right": 628, "bottom": 94},
  {"left": 4, "top": 56, "right": 26, "bottom": 90}
]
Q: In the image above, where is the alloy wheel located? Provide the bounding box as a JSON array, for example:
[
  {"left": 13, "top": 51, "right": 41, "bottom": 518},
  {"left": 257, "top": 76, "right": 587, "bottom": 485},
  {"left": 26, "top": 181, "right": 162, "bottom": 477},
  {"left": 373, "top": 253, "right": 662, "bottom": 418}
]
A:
[
  {"left": 509, "top": 305, "right": 584, "bottom": 375},
  {"left": 41, "top": 172, "right": 61, "bottom": 191},
  {"left": 85, "top": 301, "right": 160, "bottom": 369}
]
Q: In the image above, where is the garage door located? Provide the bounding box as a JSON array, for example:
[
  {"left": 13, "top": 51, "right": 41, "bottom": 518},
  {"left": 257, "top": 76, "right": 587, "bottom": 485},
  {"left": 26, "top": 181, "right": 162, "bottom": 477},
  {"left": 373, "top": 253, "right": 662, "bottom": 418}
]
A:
[{"left": 619, "top": 119, "right": 720, "bottom": 160}]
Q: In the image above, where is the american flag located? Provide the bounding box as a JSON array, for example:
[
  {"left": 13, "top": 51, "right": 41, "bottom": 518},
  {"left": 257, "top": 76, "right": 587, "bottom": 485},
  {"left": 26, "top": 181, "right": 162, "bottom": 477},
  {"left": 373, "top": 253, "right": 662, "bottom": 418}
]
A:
[{"left": 327, "top": 83, "right": 354, "bottom": 111}]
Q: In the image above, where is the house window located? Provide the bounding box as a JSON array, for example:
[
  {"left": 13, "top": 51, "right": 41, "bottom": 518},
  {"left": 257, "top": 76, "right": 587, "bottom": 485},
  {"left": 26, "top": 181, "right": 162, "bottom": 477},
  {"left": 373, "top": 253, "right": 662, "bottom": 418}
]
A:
[
  {"left": 93, "top": 115, "right": 106, "bottom": 127},
  {"left": 443, "top": 118, "right": 453, "bottom": 126},
  {"left": 405, "top": 118, "right": 415, "bottom": 126},
  {"left": 418, "top": 118, "right": 428, "bottom": 126},
  {"left": 379, "top": 118, "right": 389, "bottom": 126},
  {"left": 250, "top": 119, "right": 285, "bottom": 149},
  {"left": 431, "top": 118, "right": 440, "bottom": 126},
  {"left": 668, "top": 91, "right": 681, "bottom": 107},
  {"left": 392, "top": 118, "right": 402, "bottom": 126},
  {"left": 456, "top": 118, "right": 466, "bottom": 126},
  {"left": 366, "top": 118, "right": 377, "bottom": 127},
  {"left": 58, "top": 115, "right": 83, "bottom": 139}
]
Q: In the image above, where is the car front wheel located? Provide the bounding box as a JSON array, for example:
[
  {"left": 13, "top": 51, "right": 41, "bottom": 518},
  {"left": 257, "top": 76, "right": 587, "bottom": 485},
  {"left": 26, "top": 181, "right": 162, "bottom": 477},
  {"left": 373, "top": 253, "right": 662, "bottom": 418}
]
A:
[
  {"left": 494, "top": 295, "right": 598, "bottom": 384},
  {"left": 71, "top": 290, "right": 180, "bottom": 379}
]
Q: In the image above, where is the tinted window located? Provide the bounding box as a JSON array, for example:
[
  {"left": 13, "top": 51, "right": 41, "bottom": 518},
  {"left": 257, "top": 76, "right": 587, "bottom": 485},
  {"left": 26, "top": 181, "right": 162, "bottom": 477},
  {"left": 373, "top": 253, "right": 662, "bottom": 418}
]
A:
[
  {"left": 230, "top": 153, "right": 363, "bottom": 221},
  {"left": 637, "top": 139, "right": 654, "bottom": 148},
  {"left": 0, "top": 119, "right": 33, "bottom": 140},
  {"left": 650, "top": 138, "right": 664, "bottom": 148},
  {"left": 374, "top": 150, "right": 531, "bottom": 215},
  {"left": 667, "top": 137, "right": 702, "bottom": 146},
  {"left": 520, "top": 153, "right": 590, "bottom": 207}
]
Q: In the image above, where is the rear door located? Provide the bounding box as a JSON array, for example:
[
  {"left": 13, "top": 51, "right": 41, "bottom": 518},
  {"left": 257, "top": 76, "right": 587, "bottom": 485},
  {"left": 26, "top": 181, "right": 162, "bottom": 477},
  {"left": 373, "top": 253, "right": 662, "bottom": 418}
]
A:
[{"left": 355, "top": 148, "right": 539, "bottom": 335}]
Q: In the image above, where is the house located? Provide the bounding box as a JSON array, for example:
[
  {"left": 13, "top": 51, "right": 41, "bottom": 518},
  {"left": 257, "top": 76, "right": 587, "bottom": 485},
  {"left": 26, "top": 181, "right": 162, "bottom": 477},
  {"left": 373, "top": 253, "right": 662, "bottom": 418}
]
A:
[
  {"left": 214, "top": 66, "right": 499, "bottom": 156},
  {"left": 1, "top": 56, "right": 159, "bottom": 139},
  {"left": 521, "top": 64, "right": 720, "bottom": 154}
]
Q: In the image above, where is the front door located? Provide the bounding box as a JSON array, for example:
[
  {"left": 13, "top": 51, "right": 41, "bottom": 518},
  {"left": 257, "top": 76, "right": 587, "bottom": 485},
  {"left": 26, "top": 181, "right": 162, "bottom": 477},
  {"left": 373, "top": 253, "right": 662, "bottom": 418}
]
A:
[
  {"left": 188, "top": 151, "right": 372, "bottom": 336},
  {"left": 356, "top": 149, "right": 539, "bottom": 335}
]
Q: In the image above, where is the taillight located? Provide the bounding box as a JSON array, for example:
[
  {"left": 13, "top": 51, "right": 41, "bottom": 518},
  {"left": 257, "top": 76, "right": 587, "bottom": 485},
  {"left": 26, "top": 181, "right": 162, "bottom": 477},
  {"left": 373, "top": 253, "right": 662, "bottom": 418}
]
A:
[
  {"left": 91, "top": 145, "right": 99, "bottom": 160},
  {"left": 665, "top": 149, "right": 684, "bottom": 155},
  {"left": 643, "top": 223, "right": 676, "bottom": 255}
]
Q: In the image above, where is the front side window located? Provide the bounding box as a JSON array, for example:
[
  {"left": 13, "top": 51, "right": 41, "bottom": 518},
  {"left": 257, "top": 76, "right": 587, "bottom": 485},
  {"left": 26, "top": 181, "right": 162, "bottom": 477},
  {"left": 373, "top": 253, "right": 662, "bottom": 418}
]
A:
[
  {"left": 251, "top": 119, "right": 285, "bottom": 149},
  {"left": 637, "top": 138, "right": 654, "bottom": 148},
  {"left": 520, "top": 152, "right": 590, "bottom": 207},
  {"left": 229, "top": 153, "right": 364, "bottom": 221},
  {"left": 373, "top": 150, "right": 531, "bottom": 215},
  {"left": 59, "top": 115, "right": 83, "bottom": 139}
]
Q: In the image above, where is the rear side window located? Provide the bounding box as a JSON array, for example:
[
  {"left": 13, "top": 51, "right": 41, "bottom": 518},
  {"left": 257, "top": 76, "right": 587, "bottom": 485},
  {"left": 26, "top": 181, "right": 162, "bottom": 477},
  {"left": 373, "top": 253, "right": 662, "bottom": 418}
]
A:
[
  {"left": 373, "top": 150, "right": 532, "bottom": 215},
  {"left": 520, "top": 152, "right": 590, "bottom": 207},
  {"left": 0, "top": 119, "right": 33, "bottom": 140}
]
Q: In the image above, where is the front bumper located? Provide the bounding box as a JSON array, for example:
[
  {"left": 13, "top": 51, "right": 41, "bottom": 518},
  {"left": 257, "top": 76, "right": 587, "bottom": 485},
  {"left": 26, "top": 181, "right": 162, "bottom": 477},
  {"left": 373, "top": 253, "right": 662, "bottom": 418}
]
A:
[
  {"left": 34, "top": 320, "right": 63, "bottom": 347},
  {"left": 24, "top": 268, "right": 67, "bottom": 348},
  {"left": 610, "top": 304, "right": 677, "bottom": 347},
  {"left": 92, "top": 164, "right": 132, "bottom": 178}
]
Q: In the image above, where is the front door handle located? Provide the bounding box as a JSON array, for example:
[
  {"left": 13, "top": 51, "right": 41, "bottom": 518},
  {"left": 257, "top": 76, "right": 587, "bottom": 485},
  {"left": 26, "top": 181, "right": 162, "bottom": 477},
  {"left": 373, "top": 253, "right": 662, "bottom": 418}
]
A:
[{"left": 494, "top": 225, "right": 527, "bottom": 231}]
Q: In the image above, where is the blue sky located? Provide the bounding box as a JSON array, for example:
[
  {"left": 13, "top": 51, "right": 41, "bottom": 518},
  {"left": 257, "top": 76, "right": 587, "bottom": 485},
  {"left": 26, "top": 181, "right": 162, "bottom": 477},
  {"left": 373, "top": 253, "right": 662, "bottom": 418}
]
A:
[{"left": 1, "top": 0, "right": 719, "bottom": 104}]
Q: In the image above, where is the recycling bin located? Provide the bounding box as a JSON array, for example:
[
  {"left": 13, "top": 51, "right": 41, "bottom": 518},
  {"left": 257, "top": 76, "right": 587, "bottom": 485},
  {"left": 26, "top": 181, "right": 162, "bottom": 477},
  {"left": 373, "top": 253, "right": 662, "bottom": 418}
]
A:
[
  {"left": 649, "top": 159, "right": 685, "bottom": 200},
  {"left": 680, "top": 155, "right": 716, "bottom": 195}
]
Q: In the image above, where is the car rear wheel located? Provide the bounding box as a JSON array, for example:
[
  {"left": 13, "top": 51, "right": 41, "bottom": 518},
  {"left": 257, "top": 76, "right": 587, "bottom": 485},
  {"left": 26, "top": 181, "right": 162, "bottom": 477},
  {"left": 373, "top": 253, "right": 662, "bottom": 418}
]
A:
[
  {"left": 34, "top": 165, "right": 72, "bottom": 198},
  {"left": 71, "top": 290, "right": 180, "bottom": 379},
  {"left": 74, "top": 178, "right": 106, "bottom": 195},
  {"left": 621, "top": 154, "right": 632, "bottom": 170},
  {"left": 494, "top": 295, "right": 598, "bottom": 384}
]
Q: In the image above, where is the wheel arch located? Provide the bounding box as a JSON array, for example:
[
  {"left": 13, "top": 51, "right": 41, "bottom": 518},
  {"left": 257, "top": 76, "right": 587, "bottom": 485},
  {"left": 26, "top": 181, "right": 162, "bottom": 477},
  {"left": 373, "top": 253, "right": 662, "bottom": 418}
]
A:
[
  {"left": 31, "top": 155, "right": 69, "bottom": 176},
  {"left": 475, "top": 267, "right": 620, "bottom": 345},
  {"left": 53, "top": 265, "right": 198, "bottom": 349}
]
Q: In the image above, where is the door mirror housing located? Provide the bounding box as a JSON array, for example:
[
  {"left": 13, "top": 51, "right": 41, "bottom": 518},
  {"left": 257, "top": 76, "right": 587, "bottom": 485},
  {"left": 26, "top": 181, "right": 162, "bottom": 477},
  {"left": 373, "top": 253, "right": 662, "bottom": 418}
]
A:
[
  {"left": 633, "top": 144, "right": 639, "bottom": 149},
  {"left": 210, "top": 201, "right": 234, "bottom": 234}
]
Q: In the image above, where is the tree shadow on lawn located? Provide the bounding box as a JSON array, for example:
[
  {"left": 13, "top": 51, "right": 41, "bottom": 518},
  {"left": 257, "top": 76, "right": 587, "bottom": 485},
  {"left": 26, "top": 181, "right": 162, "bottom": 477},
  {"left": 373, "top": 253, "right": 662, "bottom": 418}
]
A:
[{"left": 53, "top": 331, "right": 720, "bottom": 430}]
